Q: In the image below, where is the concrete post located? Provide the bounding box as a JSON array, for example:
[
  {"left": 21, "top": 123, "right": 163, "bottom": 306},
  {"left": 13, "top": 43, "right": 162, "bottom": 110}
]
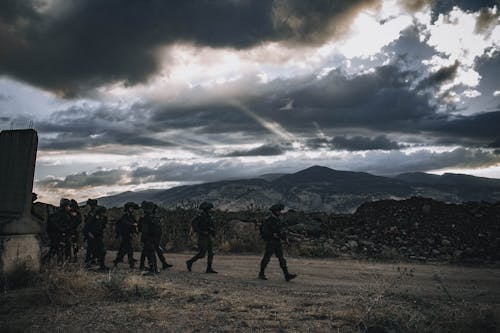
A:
[{"left": 0, "top": 129, "right": 41, "bottom": 276}]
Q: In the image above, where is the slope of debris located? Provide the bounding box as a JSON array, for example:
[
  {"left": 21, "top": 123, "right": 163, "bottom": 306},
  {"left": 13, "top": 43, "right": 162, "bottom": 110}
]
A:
[{"left": 309, "top": 197, "right": 500, "bottom": 263}]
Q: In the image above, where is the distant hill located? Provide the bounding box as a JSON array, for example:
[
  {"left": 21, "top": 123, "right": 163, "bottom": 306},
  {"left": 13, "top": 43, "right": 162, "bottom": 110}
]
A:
[
  {"left": 97, "top": 166, "right": 500, "bottom": 212},
  {"left": 96, "top": 189, "right": 163, "bottom": 208},
  {"left": 395, "top": 172, "right": 500, "bottom": 188}
]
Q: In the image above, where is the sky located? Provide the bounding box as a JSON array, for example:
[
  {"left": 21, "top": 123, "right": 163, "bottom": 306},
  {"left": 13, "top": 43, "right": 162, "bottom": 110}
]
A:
[{"left": 1, "top": 0, "right": 499, "bottom": 204}]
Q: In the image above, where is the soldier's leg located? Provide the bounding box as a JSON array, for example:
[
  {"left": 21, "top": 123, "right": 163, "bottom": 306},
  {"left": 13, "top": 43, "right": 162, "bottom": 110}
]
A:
[
  {"left": 56, "top": 236, "right": 65, "bottom": 265},
  {"left": 71, "top": 234, "right": 79, "bottom": 262},
  {"left": 139, "top": 247, "right": 146, "bottom": 269},
  {"left": 114, "top": 238, "right": 126, "bottom": 265},
  {"left": 64, "top": 235, "right": 72, "bottom": 261},
  {"left": 85, "top": 240, "right": 92, "bottom": 263},
  {"left": 96, "top": 238, "right": 108, "bottom": 270},
  {"left": 275, "top": 243, "right": 296, "bottom": 281},
  {"left": 124, "top": 237, "right": 136, "bottom": 267},
  {"left": 85, "top": 238, "right": 96, "bottom": 267},
  {"left": 205, "top": 238, "right": 217, "bottom": 273},
  {"left": 155, "top": 244, "right": 172, "bottom": 269},
  {"left": 144, "top": 242, "right": 157, "bottom": 273},
  {"left": 259, "top": 242, "right": 275, "bottom": 278},
  {"left": 186, "top": 237, "right": 207, "bottom": 271}
]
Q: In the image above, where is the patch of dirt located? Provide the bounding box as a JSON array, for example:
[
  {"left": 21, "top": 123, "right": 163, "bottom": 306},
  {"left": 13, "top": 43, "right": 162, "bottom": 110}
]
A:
[{"left": 1, "top": 253, "right": 499, "bottom": 332}]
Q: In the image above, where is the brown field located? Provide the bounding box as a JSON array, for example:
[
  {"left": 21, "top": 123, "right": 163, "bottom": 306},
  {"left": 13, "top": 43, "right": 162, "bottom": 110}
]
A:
[{"left": 1, "top": 253, "right": 500, "bottom": 332}]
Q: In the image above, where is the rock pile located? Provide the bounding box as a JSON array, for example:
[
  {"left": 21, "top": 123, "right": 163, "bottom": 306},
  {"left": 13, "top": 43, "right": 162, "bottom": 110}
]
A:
[{"left": 292, "top": 197, "right": 500, "bottom": 263}]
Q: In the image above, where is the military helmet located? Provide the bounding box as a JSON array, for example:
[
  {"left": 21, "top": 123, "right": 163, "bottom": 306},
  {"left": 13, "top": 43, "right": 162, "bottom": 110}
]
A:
[
  {"left": 141, "top": 201, "right": 157, "bottom": 213},
  {"left": 269, "top": 203, "right": 285, "bottom": 213},
  {"left": 87, "top": 198, "right": 98, "bottom": 207},
  {"left": 124, "top": 202, "right": 140, "bottom": 210},
  {"left": 59, "top": 198, "right": 71, "bottom": 208},
  {"left": 199, "top": 202, "right": 214, "bottom": 211},
  {"left": 70, "top": 199, "right": 79, "bottom": 210}
]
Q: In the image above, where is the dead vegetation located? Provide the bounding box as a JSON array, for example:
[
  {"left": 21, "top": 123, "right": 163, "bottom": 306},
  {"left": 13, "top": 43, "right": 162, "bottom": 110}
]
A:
[{"left": 1, "top": 254, "right": 499, "bottom": 332}]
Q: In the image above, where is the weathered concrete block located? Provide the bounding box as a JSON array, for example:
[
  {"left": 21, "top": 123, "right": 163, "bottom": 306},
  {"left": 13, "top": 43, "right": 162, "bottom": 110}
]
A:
[
  {"left": 0, "top": 129, "right": 40, "bottom": 234},
  {"left": 0, "top": 234, "right": 41, "bottom": 275}
]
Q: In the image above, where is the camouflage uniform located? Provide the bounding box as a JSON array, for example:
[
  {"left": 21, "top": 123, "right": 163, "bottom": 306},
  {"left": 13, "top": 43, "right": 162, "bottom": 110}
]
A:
[
  {"left": 259, "top": 204, "right": 297, "bottom": 281},
  {"left": 139, "top": 202, "right": 172, "bottom": 274},
  {"left": 113, "top": 202, "right": 139, "bottom": 268},
  {"left": 83, "top": 205, "right": 108, "bottom": 270},
  {"left": 68, "top": 200, "right": 82, "bottom": 262},
  {"left": 84, "top": 199, "right": 98, "bottom": 264},
  {"left": 44, "top": 199, "right": 72, "bottom": 265},
  {"left": 186, "top": 202, "right": 218, "bottom": 273}
]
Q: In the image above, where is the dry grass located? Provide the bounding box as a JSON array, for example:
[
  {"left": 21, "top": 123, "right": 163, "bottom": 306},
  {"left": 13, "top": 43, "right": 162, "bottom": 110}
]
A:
[{"left": 0, "top": 254, "right": 499, "bottom": 332}]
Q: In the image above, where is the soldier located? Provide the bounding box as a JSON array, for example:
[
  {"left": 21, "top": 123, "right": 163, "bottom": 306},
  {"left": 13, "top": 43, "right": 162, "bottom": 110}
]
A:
[
  {"left": 68, "top": 199, "right": 82, "bottom": 262},
  {"left": 84, "top": 198, "right": 98, "bottom": 265},
  {"left": 44, "top": 198, "right": 72, "bottom": 265},
  {"left": 186, "top": 202, "right": 218, "bottom": 274},
  {"left": 83, "top": 205, "right": 108, "bottom": 270},
  {"left": 113, "top": 202, "right": 140, "bottom": 268},
  {"left": 258, "top": 204, "right": 297, "bottom": 282},
  {"left": 139, "top": 201, "right": 173, "bottom": 274}
]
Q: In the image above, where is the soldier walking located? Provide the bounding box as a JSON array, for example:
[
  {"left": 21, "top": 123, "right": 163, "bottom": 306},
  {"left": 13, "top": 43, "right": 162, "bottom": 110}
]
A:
[
  {"left": 68, "top": 199, "right": 82, "bottom": 262},
  {"left": 113, "top": 202, "right": 140, "bottom": 268},
  {"left": 139, "top": 201, "right": 173, "bottom": 274},
  {"left": 186, "top": 202, "right": 218, "bottom": 274},
  {"left": 84, "top": 199, "right": 98, "bottom": 265},
  {"left": 44, "top": 198, "right": 72, "bottom": 265},
  {"left": 258, "top": 204, "right": 297, "bottom": 281},
  {"left": 83, "top": 205, "right": 108, "bottom": 270}
]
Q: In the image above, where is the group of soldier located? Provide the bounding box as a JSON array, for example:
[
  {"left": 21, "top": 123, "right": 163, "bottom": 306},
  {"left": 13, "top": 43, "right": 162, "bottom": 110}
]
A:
[{"left": 44, "top": 198, "right": 297, "bottom": 281}]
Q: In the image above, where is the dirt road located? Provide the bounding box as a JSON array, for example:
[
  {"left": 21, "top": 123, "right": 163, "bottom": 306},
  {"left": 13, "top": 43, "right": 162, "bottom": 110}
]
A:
[{"left": 2, "top": 254, "right": 500, "bottom": 332}]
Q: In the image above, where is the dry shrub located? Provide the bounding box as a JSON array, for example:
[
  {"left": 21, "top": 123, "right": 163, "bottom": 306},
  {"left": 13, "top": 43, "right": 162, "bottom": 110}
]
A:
[
  {"left": 351, "top": 267, "right": 499, "bottom": 333},
  {"left": 41, "top": 265, "right": 99, "bottom": 306},
  {"left": 102, "top": 271, "right": 159, "bottom": 302}
]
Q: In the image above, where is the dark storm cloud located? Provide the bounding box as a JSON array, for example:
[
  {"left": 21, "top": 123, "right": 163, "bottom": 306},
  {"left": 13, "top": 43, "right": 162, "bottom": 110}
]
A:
[
  {"left": 148, "top": 63, "right": 498, "bottom": 148},
  {"left": 150, "top": 104, "right": 264, "bottom": 135},
  {"left": 416, "top": 60, "right": 460, "bottom": 90},
  {"left": 266, "top": 65, "right": 434, "bottom": 133},
  {"left": 35, "top": 104, "right": 173, "bottom": 150},
  {"left": 32, "top": 55, "right": 500, "bottom": 152},
  {"left": 223, "top": 144, "right": 285, "bottom": 157},
  {"left": 331, "top": 135, "right": 403, "bottom": 151},
  {"left": 38, "top": 169, "right": 127, "bottom": 189},
  {"left": 356, "top": 148, "right": 500, "bottom": 175},
  {"left": 131, "top": 160, "right": 253, "bottom": 183},
  {"left": 401, "top": 0, "right": 499, "bottom": 23},
  {"left": 0, "top": 0, "right": 378, "bottom": 95},
  {"left": 426, "top": 111, "right": 500, "bottom": 144},
  {"left": 306, "top": 135, "right": 403, "bottom": 151}
]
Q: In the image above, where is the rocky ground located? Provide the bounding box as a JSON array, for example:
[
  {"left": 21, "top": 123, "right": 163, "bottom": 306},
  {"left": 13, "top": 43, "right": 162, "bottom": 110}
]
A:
[
  {"left": 289, "top": 197, "right": 500, "bottom": 263},
  {"left": 1, "top": 253, "right": 500, "bottom": 332}
]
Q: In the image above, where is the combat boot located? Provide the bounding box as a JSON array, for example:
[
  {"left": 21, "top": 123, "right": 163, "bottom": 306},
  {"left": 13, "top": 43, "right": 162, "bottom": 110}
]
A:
[
  {"left": 162, "top": 262, "right": 173, "bottom": 269},
  {"left": 285, "top": 272, "right": 297, "bottom": 282},
  {"left": 205, "top": 267, "right": 218, "bottom": 274},
  {"left": 258, "top": 272, "right": 268, "bottom": 280},
  {"left": 186, "top": 260, "right": 193, "bottom": 272}
]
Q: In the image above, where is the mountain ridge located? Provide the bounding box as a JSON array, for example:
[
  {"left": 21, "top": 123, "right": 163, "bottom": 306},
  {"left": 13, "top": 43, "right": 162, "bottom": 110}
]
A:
[{"left": 96, "top": 166, "right": 500, "bottom": 212}]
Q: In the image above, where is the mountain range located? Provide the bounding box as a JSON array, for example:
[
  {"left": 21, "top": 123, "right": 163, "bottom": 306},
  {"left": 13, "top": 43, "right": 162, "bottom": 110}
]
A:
[{"left": 97, "top": 166, "right": 500, "bottom": 213}]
